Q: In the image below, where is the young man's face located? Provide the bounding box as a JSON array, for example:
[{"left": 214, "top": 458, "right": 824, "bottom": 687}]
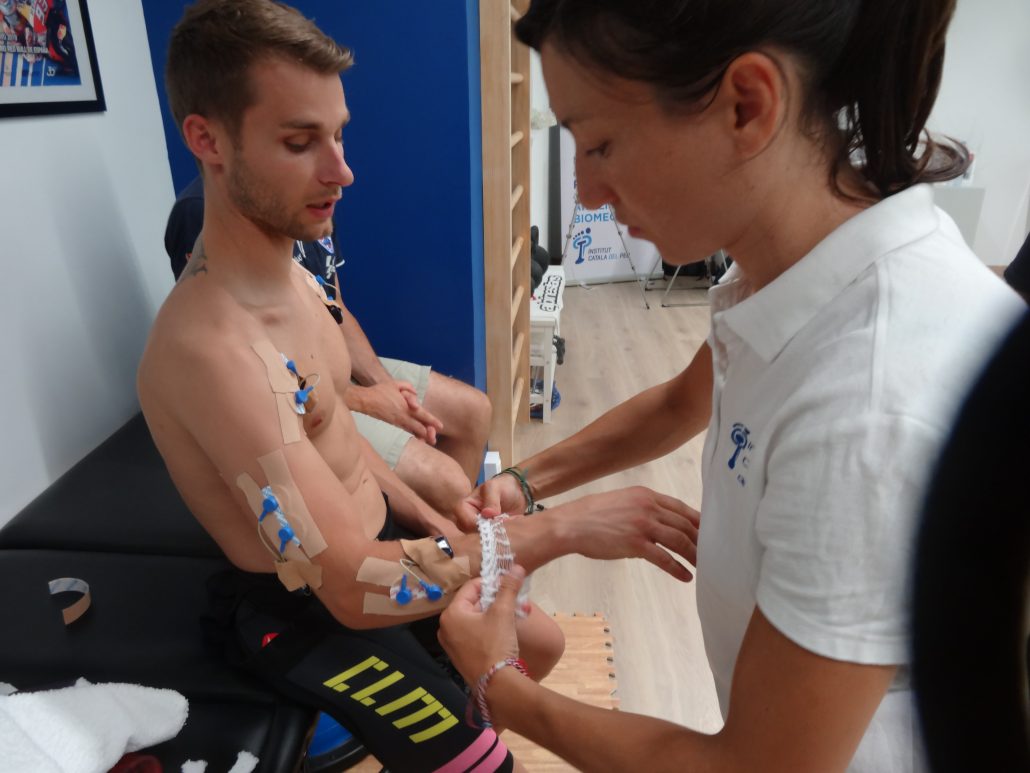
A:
[{"left": 224, "top": 56, "right": 354, "bottom": 243}]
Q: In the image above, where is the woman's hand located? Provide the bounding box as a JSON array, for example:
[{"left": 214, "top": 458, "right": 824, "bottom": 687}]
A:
[
  {"left": 438, "top": 566, "right": 526, "bottom": 685},
  {"left": 454, "top": 471, "right": 526, "bottom": 530},
  {"left": 554, "top": 487, "right": 700, "bottom": 581}
]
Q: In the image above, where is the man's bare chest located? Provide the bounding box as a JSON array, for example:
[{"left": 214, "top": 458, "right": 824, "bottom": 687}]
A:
[{"left": 255, "top": 294, "right": 352, "bottom": 440}]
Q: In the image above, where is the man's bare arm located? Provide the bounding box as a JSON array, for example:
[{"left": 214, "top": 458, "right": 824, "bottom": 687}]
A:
[
  {"left": 149, "top": 340, "right": 698, "bottom": 629},
  {"left": 355, "top": 433, "right": 460, "bottom": 539},
  {"left": 332, "top": 274, "right": 443, "bottom": 441},
  {"left": 334, "top": 292, "right": 393, "bottom": 387}
]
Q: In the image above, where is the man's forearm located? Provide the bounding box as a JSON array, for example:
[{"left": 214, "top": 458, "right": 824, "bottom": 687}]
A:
[
  {"left": 360, "top": 438, "right": 570, "bottom": 570},
  {"left": 334, "top": 278, "right": 392, "bottom": 386},
  {"left": 520, "top": 343, "right": 713, "bottom": 500},
  {"left": 359, "top": 436, "right": 454, "bottom": 537}
]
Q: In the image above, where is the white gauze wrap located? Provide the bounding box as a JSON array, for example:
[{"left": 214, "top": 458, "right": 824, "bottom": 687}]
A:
[{"left": 476, "top": 515, "right": 530, "bottom": 616}]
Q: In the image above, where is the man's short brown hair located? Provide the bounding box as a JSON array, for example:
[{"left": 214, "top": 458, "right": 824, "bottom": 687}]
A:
[{"left": 166, "top": 0, "right": 353, "bottom": 144}]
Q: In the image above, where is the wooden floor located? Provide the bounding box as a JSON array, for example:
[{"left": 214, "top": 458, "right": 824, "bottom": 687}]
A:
[
  {"left": 503, "top": 613, "right": 621, "bottom": 770},
  {"left": 516, "top": 278, "right": 724, "bottom": 737}
]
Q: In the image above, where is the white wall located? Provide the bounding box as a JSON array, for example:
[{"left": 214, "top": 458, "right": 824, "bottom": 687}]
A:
[
  {"left": 527, "top": 0, "right": 1030, "bottom": 265},
  {"left": 928, "top": 0, "right": 1030, "bottom": 264},
  {"left": 529, "top": 49, "right": 550, "bottom": 252},
  {"left": 0, "top": 1, "right": 175, "bottom": 526}
]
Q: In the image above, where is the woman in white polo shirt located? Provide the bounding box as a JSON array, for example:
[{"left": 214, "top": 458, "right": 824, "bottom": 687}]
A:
[{"left": 440, "top": 0, "right": 1026, "bottom": 770}]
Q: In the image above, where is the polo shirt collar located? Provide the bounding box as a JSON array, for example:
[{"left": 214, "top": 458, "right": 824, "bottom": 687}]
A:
[{"left": 713, "top": 184, "right": 940, "bottom": 363}]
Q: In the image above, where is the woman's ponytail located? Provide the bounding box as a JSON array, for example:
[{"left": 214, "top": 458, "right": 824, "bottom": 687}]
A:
[{"left": 827, "top": 0, "right": 968, "bottom": 197}]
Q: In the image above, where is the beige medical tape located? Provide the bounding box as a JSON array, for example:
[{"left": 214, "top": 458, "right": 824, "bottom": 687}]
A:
[
  {"left": 48, "top": 577, "right": 91, "bottom": 625},
  {"left": 362, "top": 591, "right": 445, "bottom": 617},
  {"left": 302, "top": 271, "right": 345, "bottom": 315},
  {"left": 356, "top": 555, "right": 471, "bottom": 590},
  {"left": 400, "top": 538, "right": 471, "bottom": 592},
  {"left": 237, "top": 451, "right": 328, "bottom": 590},
  {"left": 258, "top": 449, "right": 328, "bottom": 556},
  {"left": 251, "top": 340, "right": 303, "bottom": 445},
  {"left": 356, "top": 556, "right": 404, "bottom": 587},
  {"left": 276, "top": 560, "right": 324, "bottom": 592},
  {"left": 357, "top": 551, "right": 471, "bottom": 615}
]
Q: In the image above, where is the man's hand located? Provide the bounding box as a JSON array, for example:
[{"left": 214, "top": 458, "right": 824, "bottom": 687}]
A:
[
  {"left": 345, "top": 380, "right": 444, "bottom": 444},
  {"left": 455, "top": 472, "right": 526, "bottom": 530},
  {"left": 439, "top": 566, "right": 525, "bottom": 685},
  {"left": 555, "top": 487, "right": 700, "bottom": 581}
]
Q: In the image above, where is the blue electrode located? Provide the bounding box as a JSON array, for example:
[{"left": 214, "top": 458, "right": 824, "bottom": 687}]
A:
[
  {"left": 396, "top": 575, "right": 412, "bottom": 605},
  {"left": 259, "top": 494, "right": 279, "bottom": 522},
  {"left": 420, "top": 580, "right": 443, "bottom": 601},
  {"left": 315, "top": 275, "right": 336, "bottom": 300},
  {"left": 295, "top": 386, "right": 314, "bottom": 407},
  {"left": 278, "top": 523, "right": 299, "bottom": 554}
]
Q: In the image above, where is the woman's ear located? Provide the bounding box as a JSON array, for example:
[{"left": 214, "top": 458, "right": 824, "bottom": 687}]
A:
[
  {"left": 182, "top": 114, "right": 227, "bottom": 168},
  {"left": 718, "top": 52, "right": 787, "bottom": 160}
]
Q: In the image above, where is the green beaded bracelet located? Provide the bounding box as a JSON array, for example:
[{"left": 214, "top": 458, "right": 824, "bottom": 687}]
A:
[{"left": 496, "top": 466, "right": 535, "bottom": 514}]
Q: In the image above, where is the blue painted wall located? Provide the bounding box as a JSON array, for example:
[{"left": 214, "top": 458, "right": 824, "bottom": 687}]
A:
[{"left": 140, "top": 1, "right": 486, "bottom": 390}]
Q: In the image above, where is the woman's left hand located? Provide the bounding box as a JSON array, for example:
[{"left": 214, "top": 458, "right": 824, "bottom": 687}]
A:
[{"left": 438, "top": 566, "right": 526, "bottom": 685}]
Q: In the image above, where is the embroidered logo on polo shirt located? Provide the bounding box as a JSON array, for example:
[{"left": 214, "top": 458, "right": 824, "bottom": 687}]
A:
[{"left": 728, "top": 423, "right": 753, "bottom": 486}]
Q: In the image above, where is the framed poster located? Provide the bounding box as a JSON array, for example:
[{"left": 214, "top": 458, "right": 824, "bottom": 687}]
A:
[{"left": 0, "top": 0, "right": 105, "bottom": 118}]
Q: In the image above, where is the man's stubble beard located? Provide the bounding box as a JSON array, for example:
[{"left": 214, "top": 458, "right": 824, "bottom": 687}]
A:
[{"left": 227, "top": 155, "right": 329, "bottom": 243}]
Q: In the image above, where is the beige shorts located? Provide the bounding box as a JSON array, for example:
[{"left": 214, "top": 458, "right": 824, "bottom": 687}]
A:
[{"left": 352, "top": 357, "right": 432, "bottom": 468}]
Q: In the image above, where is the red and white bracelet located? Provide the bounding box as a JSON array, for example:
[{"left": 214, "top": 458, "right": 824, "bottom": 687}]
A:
[{"left": 466, "top": 656, "right": 529, "bottom": 728}]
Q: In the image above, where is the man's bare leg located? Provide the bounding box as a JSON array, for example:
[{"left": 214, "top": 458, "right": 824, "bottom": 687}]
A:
[
  {"left": 515, "top": 603, "right": 564, "bottom": 682},
  {"left": 420, "top": 371, "right": 492, "bottom": 484},
  {"left": 393, "top": 438, "right": 474, "bottom": 515}
]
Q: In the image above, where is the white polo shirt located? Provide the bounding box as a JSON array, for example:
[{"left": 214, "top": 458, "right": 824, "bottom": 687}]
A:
[{"left": 696, "top": 184, "right": 1024, "bottom": 771}]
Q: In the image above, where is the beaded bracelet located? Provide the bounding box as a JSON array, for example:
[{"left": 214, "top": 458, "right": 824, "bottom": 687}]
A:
[
  {"left": 466, "top": 657, "right": 529, "bottom": 728},
  {"left": 495, "top": 466, "right": 535, "bottom": 514}
]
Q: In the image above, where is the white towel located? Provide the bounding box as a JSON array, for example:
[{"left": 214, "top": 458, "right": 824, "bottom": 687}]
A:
[
  {"left": 0, "top": 678, "right": 188, "bottom": 773},
  {"left": 182, "top": 750, "right": 259, "bottom": 773}
]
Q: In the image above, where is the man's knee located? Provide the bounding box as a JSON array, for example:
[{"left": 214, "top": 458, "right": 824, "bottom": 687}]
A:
[
  {"left": 395, "top": 439, "right": 472, "bottom": 504},
  {"left": 458, "top": 383, "right": 492, "bottom": 441},
  {"left": 426, "top": 374, "right": 492, "bottom": 439},
  {"left": 517, "top": 608, "right": 565, "bottom": 682},
  {"left": 431, "top": 452, "right": 473, "bottom": 502}
]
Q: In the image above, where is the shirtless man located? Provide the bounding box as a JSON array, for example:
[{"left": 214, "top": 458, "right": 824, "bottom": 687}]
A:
[
  {"left": 138, "top": 2, "right": 698, "bottom": 770},
  {"left": 164, "top": 180, "right": 494, "bottom": 515}
]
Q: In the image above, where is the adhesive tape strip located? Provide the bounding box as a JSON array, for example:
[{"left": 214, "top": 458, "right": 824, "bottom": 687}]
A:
[
  {"left": 276, "top": 395, "right": 303, "bottom": 444},
  {"left": 276, "top": 560, "right": 324, "bottom": 592},
  {"left": 252, "top": 340, "right": 300, "bottom": 393},
  {"left": 251, "top": 341, "right": 304, "bottom": 444},
  {"left": 303, "top": 271, "right": 344, "bottom": 310},
  {"left": 356, "top": 556, "right": 403, "bottom": 587},
  {"left": 48, "top": 577, "right": 91, "bottom": 625},
  {"left": 362, "top": 591, "right": 444, "bottom": 616},
  {"left": 258, "top": 449, "right": 328, "bottom": 556}
]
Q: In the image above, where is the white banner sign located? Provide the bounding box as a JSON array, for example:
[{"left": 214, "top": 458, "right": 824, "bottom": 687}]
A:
[{"left": 558, "top": 128, "right": 661, "bottom": 284}]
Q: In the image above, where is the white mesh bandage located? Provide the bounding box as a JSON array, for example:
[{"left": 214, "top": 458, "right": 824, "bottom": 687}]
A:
[{"left": 476, "top": 515, "right": 530, "bottom": 616}]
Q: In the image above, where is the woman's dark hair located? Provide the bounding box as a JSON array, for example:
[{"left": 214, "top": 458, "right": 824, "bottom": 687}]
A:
[{"left": 516, "top": 0, "right": 968, "bottom": 199}]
